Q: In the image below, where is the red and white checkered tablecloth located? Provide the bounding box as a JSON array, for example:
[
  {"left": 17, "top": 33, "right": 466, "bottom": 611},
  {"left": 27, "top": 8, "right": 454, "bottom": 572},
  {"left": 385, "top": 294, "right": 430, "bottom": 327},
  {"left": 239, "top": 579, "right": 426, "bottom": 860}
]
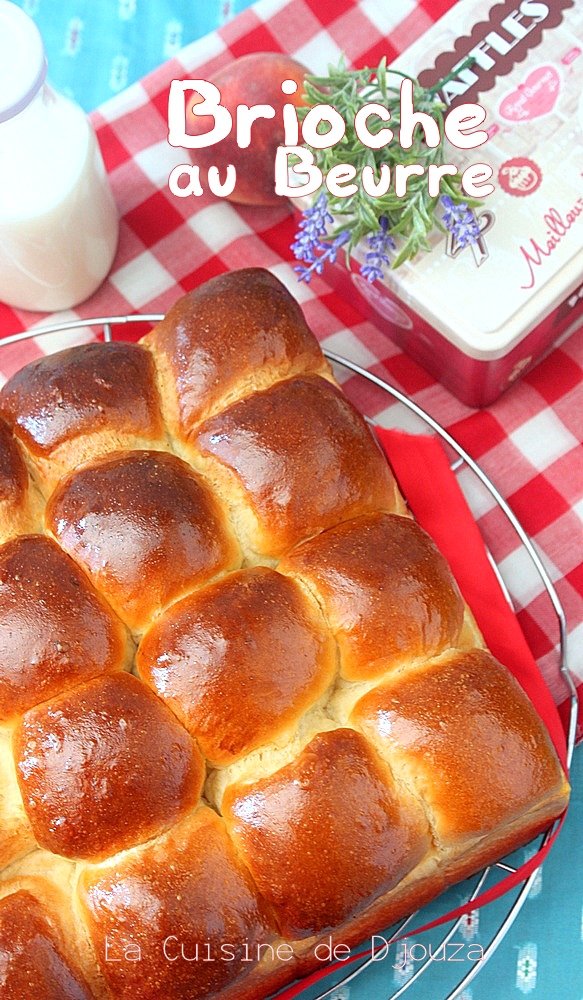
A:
[{"left": 0, "top": 0, "right": 581, "bottom": 730}]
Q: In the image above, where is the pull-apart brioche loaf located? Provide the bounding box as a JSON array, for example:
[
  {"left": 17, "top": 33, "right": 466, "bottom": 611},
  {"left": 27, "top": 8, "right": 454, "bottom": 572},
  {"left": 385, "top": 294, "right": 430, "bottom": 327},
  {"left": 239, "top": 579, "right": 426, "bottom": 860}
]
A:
[{"left": 0, "top": 267, "right": 569, "bottom": 1000}]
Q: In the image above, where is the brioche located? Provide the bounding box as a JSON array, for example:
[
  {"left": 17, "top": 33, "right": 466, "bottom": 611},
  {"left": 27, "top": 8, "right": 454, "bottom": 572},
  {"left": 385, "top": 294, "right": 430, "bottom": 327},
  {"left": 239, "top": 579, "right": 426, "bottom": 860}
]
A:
[
  {"left": 13, "top": 672, "right": 205, "bottom": 862},
  {"left": 0, "top": 534, "right": 132, "bottom": 725},
  {"left": 46, "top": 450, "right": 241, "bottom": 634},
  {"left": 0, "top": 342, "right": 168, "bottom": 494},
  {"left": 136, "top": 566, "right": 337, "bottom": 766},
  {"left": 279, "top": 511, "right": 467, "bottom": 680},
  {"left": 141, "top": 267, "right": 331, "bottom": 435},
  {"left": 0, "top": 267, "right": 568, "bottom": 1000}
]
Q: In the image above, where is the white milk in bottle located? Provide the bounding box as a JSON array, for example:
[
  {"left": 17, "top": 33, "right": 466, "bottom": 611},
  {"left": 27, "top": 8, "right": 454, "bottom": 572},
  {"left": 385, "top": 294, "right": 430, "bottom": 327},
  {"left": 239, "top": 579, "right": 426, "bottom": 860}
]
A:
[{"left": 0, "top": 0, "right": 119, "bottom": 311}]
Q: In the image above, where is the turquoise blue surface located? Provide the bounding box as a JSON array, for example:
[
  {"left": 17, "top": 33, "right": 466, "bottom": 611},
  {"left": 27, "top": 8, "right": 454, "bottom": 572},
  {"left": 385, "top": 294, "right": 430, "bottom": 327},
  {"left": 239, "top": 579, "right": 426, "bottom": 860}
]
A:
[
  {"left": 13, "top": 0, "right": 255, "bottom": 110},
  {"left": 11, "top": 1, "right": 583, "bottom": 996}
]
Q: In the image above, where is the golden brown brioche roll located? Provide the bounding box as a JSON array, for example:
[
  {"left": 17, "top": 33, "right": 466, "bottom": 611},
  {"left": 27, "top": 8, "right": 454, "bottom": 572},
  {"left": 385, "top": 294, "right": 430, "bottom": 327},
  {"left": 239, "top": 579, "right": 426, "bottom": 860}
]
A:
[
  {"left": 0, "top": 343, "right": 167, "bottom": 494},
  {"left": 142, "top": 267, "right": 330, "bottom": 438},
  {"left": 281, "top": 512, "right": 465, "bottom": 681},
  {"left": 13, "top": 673, "right": 204, "bottom": 862},
  {"left": 0, "top": 889, "right": 96, "bottom": 999},
  {"left": 0, "top": 418, "right": 44, "bottom": 544},
  {"left": 222, "top": 728, "right": 430, "bottom": 939},
  {"left": 0, "top": 535, "right": 131, "bottom": 723},
  {"left": 192, "top": 375, "right": 402, "bottom": 559},
  {"left": 137, "top": 566, "right": 337, "bottom": 766},
  {"left": 46, "top": 450, "right": 241, "bottom": 635},
  {"left": 78, "top": 807, "right": 280, "bottom": 1000},
  {"left": 351, "top": 649, "right": 570, "bottom": 855}
]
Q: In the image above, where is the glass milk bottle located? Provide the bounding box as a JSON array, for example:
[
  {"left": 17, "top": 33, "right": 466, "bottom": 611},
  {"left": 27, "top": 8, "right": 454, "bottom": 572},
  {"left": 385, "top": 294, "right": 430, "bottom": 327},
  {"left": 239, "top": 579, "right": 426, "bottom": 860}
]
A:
[{"left": 0, "top": 0, "right": 119, "bottom": 311}]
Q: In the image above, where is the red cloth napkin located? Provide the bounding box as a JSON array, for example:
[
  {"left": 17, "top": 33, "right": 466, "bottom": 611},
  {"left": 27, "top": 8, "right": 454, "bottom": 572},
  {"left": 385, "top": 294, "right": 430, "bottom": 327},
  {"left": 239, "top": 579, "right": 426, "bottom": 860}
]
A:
[{"left": 378, "top": 427, "right": 568, "bottom": 767}]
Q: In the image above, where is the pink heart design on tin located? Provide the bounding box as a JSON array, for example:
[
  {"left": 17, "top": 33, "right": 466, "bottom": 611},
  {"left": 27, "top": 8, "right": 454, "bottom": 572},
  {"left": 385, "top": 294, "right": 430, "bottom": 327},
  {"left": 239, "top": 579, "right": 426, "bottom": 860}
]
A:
[{"left": 499, "top": 64, "right": 560, "bottom": 122}]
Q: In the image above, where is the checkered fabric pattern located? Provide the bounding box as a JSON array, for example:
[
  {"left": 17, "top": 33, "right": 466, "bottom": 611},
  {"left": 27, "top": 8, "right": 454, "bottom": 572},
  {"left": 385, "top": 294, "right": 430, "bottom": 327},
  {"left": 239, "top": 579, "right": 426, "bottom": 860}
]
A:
[{"left": 0, "top": 0, "right": 580, "bottom": 733}]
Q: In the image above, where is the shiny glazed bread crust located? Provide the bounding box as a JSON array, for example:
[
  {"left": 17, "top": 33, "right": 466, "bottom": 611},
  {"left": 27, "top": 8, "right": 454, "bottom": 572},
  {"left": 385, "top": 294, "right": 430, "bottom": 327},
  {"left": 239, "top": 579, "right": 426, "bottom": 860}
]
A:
[
  {"left": 46, "top": 449, "right": 241, "bottom": 634},
  {"left": 0, "top": 342, "right": 168, "bottom": 494},
  {"left": 191, "top": 374, "right": 403, "bottom": 559},
  {"left": 141, "top": 266, "right": 331, "bottom": 436},
  {"left": 279, "top": 511, "right": 466, "bottom": 680},
  {"left": 0, "top": 534, "right": 132, "bottom": 723},
  {"left": 136, "top": 565, "right": 337, "bottom": 766},
  {"left": 0, "top": 268, "right": 569, "bottom": 1000}
]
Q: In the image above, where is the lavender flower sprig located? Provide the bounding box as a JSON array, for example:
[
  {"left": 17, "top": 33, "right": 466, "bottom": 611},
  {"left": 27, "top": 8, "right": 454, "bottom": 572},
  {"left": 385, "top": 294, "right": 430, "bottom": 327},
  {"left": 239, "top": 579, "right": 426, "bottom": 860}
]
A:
[
  {"left": 291, "top": 193, "right": 350, "bottom": 283},
  {"left": 292, "top": 192, "right": 481, "bottom": 286},
  {"left": 294, "top": 229, "right": 350, "bottom": 283},
  {"left": 441, "top": 195, "right": 480, "bottom": 248},
  {"left": 291, "top": 193, "right": 332, "bottom": 260},
  {"left": 360, "top": 216, "right": 396, "bottom": 283},
  {"left": 292, "top": 198, "right": 395, "bottom": 285}
]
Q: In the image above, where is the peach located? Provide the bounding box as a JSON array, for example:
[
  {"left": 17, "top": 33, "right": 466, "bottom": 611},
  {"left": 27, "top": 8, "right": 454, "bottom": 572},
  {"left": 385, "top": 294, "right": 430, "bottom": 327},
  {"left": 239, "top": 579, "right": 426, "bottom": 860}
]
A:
[{"left": 186, "top": 52, "right": 308, "bottom": 206}]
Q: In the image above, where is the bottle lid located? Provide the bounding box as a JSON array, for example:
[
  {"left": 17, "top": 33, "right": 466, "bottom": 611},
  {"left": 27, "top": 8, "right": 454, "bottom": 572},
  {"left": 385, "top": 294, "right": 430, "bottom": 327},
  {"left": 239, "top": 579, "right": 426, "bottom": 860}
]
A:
[{"left": 0, "top": 1, "right": 47, "bottom": 124}]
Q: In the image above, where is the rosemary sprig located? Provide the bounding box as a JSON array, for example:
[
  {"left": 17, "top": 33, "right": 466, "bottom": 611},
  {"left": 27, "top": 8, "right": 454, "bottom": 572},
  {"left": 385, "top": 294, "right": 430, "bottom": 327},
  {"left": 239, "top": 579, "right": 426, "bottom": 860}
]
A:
[{"left": 292, "top": 57, "right": 481, "bottom": 282}]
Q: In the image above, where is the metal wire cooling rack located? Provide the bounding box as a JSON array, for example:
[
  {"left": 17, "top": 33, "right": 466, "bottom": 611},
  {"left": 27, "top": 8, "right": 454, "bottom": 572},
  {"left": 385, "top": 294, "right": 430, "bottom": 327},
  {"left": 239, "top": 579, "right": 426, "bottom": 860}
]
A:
[{"left": 1, "top": 313, "right": 578, "bottom": 1000}]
